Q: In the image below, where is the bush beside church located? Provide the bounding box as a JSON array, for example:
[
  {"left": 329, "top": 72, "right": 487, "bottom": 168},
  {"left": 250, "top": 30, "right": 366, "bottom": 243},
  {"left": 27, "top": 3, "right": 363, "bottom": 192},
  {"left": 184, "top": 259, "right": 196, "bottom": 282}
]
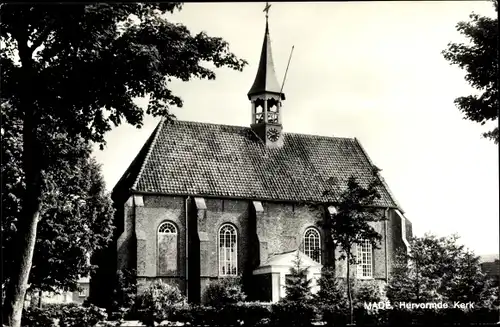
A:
[{"left": 20, "top": 269, "right": 499, "bottom": 327}]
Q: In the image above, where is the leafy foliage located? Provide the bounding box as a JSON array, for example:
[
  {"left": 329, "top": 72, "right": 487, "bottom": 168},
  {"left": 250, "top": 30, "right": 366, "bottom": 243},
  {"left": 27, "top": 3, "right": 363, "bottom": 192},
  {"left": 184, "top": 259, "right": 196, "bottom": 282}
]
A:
[
  {"left": 20, "top": 307, "right": 56, "bottom": 327},
  {"left": 58, "top": 304, "right": 107, "bottom": 327},
  {"left": 315, "top": 269, "right": 385, "bottom": 308},
  {"left": 283, "top": 251, "right": 313, "bottom": 303},
  {"left": 107, "top": 269, "right": 138, "bottom": 321},
  {"left": 135, "top": 280, "right": 187, "bottom": 326},
  {"left": 1, "top": 103, "right": 115, "bottom": 293},
  {"left": 387, "top": 233, "right": 498, "bottom": 307},
  {"left": 320, "top": 171, "right": 386, "bottom": 324},
  {"left": 271, "top": 301, "right": 318, "bottom": 327},
  {"left": 321, "top": 172, "right": 386, "bottom": 265},
  {"left": 0, "top": 3, "right": 247, "bottom": 147},
  {"left": 442, "top": 0, "right": 499, "bottom": 143},
  {"left": 203, "top": 277, "right": 247, "bottom": 307},
  {"left": 1, "top": 3, "right": 246, "bottom": 325},
  {"left": 20, "top": 304, "right": 107, "bottom": 327}
]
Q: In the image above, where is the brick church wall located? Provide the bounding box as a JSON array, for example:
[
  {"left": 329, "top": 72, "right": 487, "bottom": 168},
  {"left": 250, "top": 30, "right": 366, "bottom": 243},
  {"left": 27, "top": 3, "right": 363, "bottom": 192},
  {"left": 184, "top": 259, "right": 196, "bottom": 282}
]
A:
[
  {"left": 333, "top": 208, "right": 410, "bottom": 283},
  {"left": 256, "top": 202, "right": 324, "bottom": 263},
  {"left": 115, "top": 194, "right": 409, "bottom": 302},
  {"left": 132, "top": 195, "right": 187, "bottom": 293},
  {"left": 334, "top": 220, "right": 388, "bottom": 280},
  {"left": 193, "top": 198, "right": 253, "bottom": 301}
]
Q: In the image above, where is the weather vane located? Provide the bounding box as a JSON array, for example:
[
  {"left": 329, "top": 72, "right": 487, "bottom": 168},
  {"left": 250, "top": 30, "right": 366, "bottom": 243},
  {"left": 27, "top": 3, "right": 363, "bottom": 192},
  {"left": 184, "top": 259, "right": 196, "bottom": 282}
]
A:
[{"left": 263, "top": 2, "right": 271, "bottom": 21}]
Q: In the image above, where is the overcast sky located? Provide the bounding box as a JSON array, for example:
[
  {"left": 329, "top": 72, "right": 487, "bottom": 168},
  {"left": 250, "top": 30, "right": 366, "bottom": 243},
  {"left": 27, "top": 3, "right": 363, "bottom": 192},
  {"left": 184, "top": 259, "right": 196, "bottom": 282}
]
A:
[{"left": 92, "top": 2, "right": 499, "bottom": 256}]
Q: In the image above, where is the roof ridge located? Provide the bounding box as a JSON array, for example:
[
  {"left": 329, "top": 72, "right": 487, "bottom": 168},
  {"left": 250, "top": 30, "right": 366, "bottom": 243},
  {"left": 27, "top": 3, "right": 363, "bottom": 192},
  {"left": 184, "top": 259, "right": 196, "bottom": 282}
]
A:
[
  {"left": 172, "top": 119, "right": 248, "bottom": 129},
  {"left": 131, "top": 118, "right": 166, "bottom": 190},
  {"left": 354, "top": 137, "right": 403, "bottom": 212},
  {"left": 171, "top": 119, "right": 355, "bottom": 141}
]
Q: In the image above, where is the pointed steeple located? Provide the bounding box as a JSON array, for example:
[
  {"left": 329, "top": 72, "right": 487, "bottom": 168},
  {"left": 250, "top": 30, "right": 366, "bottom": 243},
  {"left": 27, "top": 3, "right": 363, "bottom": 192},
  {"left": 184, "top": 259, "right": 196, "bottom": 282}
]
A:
[
  {"left": 248, "top": 3, "right": 285, "bottom": 149},
  {"left": 247, "top": 20, "right": 285, "bottom": 100}
]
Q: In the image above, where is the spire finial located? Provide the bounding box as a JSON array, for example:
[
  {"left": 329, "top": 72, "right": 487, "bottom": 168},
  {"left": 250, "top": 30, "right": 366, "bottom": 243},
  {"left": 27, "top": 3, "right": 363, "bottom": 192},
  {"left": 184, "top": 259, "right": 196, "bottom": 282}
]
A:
[{"left": 263, "top": 2, "right": 271, "bottom": 23}]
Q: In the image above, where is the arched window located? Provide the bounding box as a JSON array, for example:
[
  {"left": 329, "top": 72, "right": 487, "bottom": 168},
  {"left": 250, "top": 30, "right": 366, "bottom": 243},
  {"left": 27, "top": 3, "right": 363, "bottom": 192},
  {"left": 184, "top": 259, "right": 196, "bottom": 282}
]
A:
[
  {"left": 219, "top": 224, "right": 238, "bottom": 276},
  {"left": 303, "top": 227, "right": 321, "bottom": 263},
  {"left": 158, "top": 221, "right": 178, "bottom": 275},
  {"left": 356, "top": 239, "right": 373, "bottom": 279}
]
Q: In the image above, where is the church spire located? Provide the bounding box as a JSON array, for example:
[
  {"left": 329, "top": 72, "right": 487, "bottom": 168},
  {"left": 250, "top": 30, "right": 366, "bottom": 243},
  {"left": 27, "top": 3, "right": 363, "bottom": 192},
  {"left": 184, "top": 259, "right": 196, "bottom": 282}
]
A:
[
  {"left": 247, "top": 3, "right": 285, "bottom": 100},
  {"left": 248, "top": 3, "right": 285, "bottom": 148}
]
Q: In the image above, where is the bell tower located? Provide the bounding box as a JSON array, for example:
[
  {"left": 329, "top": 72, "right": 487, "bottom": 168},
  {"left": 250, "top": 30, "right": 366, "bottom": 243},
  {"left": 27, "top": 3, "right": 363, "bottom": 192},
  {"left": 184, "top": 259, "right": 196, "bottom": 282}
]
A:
[{"left": 248, "top": 3, "right": 285, "bottom": 148}]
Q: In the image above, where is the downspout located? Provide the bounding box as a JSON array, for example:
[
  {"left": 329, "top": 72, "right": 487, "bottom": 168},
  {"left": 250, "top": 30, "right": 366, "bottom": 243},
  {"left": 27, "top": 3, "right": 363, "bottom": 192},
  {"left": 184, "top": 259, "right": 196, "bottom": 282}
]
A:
[
  {"left": 185, "top": 196, "right": 190, "bottom": 300},
  {"left": 384, "top": 208, "right": 389, "bottom": 282}
]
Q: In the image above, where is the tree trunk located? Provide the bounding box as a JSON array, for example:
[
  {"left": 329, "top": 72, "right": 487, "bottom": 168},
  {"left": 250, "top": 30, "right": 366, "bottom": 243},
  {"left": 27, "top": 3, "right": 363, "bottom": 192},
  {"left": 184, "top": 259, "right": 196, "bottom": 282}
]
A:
[
  {"left": 4, "top": 202, "right": 41, "bottom": 327},
  {"left": 4, "top": 85, "right": 43, "bottom": 327},
  {"left": 346, "top": 251, "right": 354, "bottom": 326}
]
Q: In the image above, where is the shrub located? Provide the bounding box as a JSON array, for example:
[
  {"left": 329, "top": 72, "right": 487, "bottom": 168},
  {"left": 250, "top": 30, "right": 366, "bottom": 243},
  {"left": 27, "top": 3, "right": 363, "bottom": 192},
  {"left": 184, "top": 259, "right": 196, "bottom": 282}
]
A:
[
  {"left": 135, "top": 280, "right": 186, "bottom": 326},
  {"left": 21, "top": 307, "right": 57, "bottom": 327},
  {"left": 169, "top": 302, "right": 271, "bottom": 326},
  {"left": 232, "top": 302, "right": 272, "bottom": 326},
  {"left": 353, "top": 280, "right": 386, "bottom": 306},
  {"left": 108, "top": 269, "right": 138, "bottom": 322},
  {"left": 176, "top": 305, "right": 222, "bottom": 326},
  {"left": 320, "top": 303, "right": 349, "bottom": 327},
  {"left": 271, "top": 301, "right": 317, "bottom": 327},
  {"left": 58, "top": 304, "right": 107, "bottom": 327},
  {"left": 203, "top": 277, "right": 246, "bottom": 306}
]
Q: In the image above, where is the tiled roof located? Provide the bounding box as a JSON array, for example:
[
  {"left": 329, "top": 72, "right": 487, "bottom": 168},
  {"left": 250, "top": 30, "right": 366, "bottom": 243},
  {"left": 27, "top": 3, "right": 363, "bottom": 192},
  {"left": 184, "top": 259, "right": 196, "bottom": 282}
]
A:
[{"left": 113, "top": 119, "right": 400, "bottom": 208}]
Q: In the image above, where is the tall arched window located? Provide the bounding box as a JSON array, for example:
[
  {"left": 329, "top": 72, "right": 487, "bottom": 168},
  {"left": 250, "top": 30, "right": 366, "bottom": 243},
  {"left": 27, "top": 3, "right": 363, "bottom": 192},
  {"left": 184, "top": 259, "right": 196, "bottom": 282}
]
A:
[
  {"left": 356, "top": 239, "right": 373, "bottom": 279},
  {"left": 158, "top": 221, "right": 178, "bottom": 275},
  {"left": 219, "top": 224, "right": 238, "bottom": 276},
  {"left": 303, "top": 227, "right": 321, "bottom": 263}
]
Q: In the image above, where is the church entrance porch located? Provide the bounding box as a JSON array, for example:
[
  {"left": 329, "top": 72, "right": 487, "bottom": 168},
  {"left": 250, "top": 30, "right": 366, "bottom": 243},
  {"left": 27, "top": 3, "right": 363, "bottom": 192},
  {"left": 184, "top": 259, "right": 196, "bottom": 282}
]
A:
[{"left": 252, "top": 250, "right": 322, "bottom": 302}]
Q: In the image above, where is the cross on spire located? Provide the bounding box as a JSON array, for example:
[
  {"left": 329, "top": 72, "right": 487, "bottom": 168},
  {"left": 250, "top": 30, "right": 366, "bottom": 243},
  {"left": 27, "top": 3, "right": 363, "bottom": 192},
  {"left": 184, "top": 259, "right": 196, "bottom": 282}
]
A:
[{"left": 263, "top": 2, "right": 271, "bottom": 21}]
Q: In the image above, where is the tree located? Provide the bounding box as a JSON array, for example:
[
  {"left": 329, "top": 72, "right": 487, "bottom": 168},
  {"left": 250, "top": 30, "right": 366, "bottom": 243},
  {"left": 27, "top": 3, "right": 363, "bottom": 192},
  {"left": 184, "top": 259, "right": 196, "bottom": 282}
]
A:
[
  {"left": 1, "top": 103, "right": 114, "bottom": 297},
  {"left": 283, "top": 250, "right": 313, "bottom": 303},
  {"left": 442, "top": 0, "right": 499, "bottom": 143},
  {"left": 0, "top": 4, "right": 247, "bottom": 326},
  {"left": 315, "top": 266, "right": 345, "bottom": 306},
  {"left": 320, "top": 171, "right": 386, "bottom": 325},
  {"left": 387, "top": 234, "right": 498, "bottom": 307}
]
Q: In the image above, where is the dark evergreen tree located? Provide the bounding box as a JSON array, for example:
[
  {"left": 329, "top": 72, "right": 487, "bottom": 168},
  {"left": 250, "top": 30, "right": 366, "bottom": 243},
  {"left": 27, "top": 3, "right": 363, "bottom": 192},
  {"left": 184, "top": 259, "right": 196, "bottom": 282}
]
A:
[{"left": 284, "top": 251, "right": 313, "bottom": 303}]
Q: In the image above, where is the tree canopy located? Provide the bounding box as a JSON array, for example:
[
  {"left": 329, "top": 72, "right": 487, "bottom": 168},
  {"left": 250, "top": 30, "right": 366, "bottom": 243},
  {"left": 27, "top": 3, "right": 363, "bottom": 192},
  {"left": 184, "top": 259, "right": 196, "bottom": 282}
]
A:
[
  {"left": 0, "top": 3, "right": 247, "bottom": 148},
  {"left": 387, "top": 234, "right": 498, "bottom": 307},
  {"left": 442, "top": 0, "right": 499, "bottom": 143},
  {"left": 319, "top": 172, "right": 386, "bottom": 325},
  {"left": 1, "top": 3, "right": 247, "bottom": 326},
  {"left": 1, "top": 102, "right": 115, "bottom": 293}
]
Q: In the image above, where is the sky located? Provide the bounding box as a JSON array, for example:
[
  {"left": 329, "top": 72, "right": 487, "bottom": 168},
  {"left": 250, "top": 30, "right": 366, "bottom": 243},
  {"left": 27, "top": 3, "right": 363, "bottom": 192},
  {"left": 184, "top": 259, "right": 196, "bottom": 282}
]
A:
[{"left": 92, "top": 2, "right": 499, "bottom": 256}]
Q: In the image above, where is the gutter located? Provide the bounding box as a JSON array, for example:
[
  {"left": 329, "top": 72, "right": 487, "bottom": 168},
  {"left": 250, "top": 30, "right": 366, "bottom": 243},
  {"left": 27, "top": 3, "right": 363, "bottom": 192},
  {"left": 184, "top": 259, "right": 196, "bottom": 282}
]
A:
[
  {"left": 131, "top": 190, "right": 398, "bottom": 210},
  {"left": 185, "top": 196, "right": 190, "bottom": 300},
  {"left": 384, "top": 208, "right": 389, "bottom": 282},
  {"left": 395, "top": 209, "right": 410, "bottom": 254}
]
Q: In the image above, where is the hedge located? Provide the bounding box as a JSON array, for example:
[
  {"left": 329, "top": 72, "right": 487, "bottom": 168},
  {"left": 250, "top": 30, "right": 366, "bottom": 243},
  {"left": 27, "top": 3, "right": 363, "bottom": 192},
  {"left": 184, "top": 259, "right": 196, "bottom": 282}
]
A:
[{"left": 21, "top": 302, "right": 500, "bottom": 327}]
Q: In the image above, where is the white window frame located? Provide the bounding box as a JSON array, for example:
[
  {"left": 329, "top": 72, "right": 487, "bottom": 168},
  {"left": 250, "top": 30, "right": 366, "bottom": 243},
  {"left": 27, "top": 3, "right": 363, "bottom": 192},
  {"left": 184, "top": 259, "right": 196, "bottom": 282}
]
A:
[
  {"left": 218, "top": 224, "right": 238, "bottom": 276},
  {"left": 303, "top": 227, "right": 321, "bottom": 263},
  {"left": 78, "top": 288, "right": 86, "bottom": 297},
  {"left": 158, "top": 221, "right": 178, "bottom": 235},
  {"left": 356, "top": 239, "right": 373, "bottom": 279}
]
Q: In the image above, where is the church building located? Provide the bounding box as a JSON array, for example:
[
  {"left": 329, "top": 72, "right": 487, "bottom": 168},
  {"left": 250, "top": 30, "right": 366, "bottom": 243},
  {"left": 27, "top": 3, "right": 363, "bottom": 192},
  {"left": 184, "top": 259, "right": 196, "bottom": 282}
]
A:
[{"left": 104, "top": 9, "right": 412, "bottom": 304}]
